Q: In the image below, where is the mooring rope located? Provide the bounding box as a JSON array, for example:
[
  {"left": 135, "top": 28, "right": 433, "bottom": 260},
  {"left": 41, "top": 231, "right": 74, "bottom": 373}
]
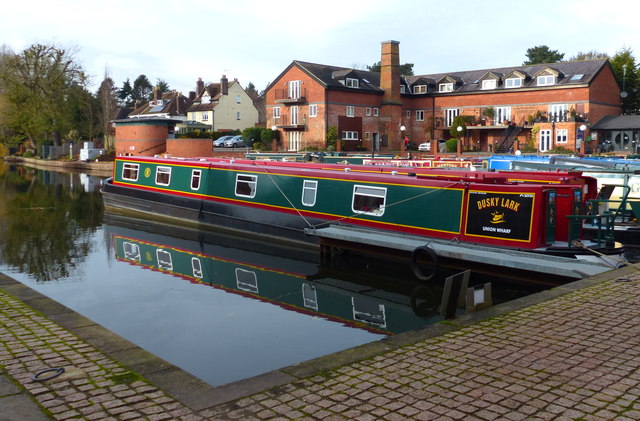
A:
[{"left": 571, "top": 240, "right": 627, "bottom": 267}]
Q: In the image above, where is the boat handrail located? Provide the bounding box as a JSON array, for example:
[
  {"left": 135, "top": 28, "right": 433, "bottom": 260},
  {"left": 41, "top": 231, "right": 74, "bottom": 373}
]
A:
[{"left": 566, "top": 212, "right": 616, "bottom": 248}]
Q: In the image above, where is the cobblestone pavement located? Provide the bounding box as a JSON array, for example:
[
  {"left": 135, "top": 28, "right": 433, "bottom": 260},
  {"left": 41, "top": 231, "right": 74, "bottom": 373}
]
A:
[{"left": 2, "top": 265, "right": 640, "bottom": 420}]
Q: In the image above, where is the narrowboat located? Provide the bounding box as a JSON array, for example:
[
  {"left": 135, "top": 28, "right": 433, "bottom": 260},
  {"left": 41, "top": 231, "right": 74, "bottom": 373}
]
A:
[{"left": 101, "top": 155, "right": 626, "bottom": 270}]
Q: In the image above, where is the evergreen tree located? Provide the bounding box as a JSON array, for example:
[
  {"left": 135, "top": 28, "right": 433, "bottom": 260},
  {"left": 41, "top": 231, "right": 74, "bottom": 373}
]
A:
[
  {"left": 523, "top": 45, "right": 565, "bottom": 65},
  {"left": 610, "top": 48, "right": 640, "bottom": 114}
]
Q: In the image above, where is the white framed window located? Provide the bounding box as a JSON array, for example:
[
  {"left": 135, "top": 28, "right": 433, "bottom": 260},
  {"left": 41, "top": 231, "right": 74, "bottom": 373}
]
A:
[
  {"left": 481, "top": 79, "right": 497, "bottom": 90},
  {"left": 400, "top": 85, "right": 406, "bottom": 94},
  {"left": 235, "top": 174, "right": 257, "bottom": 198},
  {"left": 556, "top": 129, "right": 568, "bottom": 143},
  {"left": 155, "top": 166, "right": 171, "bottom": 186},
  {"left": 236, "top": 111, "right": 241, "bottom": 120},
  {"left": 273, "top": 107, "right": 280, "bottom": 118},
  {"left": 288, "top": 80, "right": 301, "bottom": 99},
  {"left": 342, "top": 131, "right": 358, "bottom": 140},
  {"left": 309, "top": 104, "right": 317, "bottom": 117},
  {"left": 123, "top": 242, "right": 140, "bottom": 261},
  {"left": 122, "top": 163, "right": 139, "bottom": 181},
  {"left": 191, "top": 169, "right": 202, "bottom": 190},
  {"left": 346, "top": 78, "right": 359, "bottom": 88},
  {"left": 201, "top": 112, "right": 208, "bottom": 121},
  {"left": 291, "top": 106, "right": 298, "bottom": 125},
  {"left": 549, "top": 104, "right": 568, "bottom": 121},
  {"left": 352, "top": 185, "right": 386, "bottom": 216},
  {"left": 537, "top": 75, "right": 556, "bottom": 86},
  {"left": 191, "top": 257, "right": 203, "bottom": 278},
  {"left": 416, "top": 110, "right": 425, "bottom": 121},
  {"left": 505, "top": 77, "right": 522, "bottom": 88},
  {"left": 366, "top": 107, "right": 371, "bottom": 116},
  {"left": 373, "top": 108, "right": 379, "bottom": 116},
  {"left": 301, "top": 180, "right": 318, "bottom": 206},
  {"left": 235, "top": 95, "right": 241, "bottom": 103},
  {"left": 445, "top": 108, "right": 459, "bottom": 127},
  {"left": 439, "top": 83, "right": 453, "bottom": 92},
  {"left": 495, "top": 107, "right": 512, "bottom": 123},
  {"left": 346, "top": 106, "right": 355, "bottom": 117},
  {"left": 302, "top": 283, "right": 318, "bottom": 310},
  {"left": 413, "top": 85, "right": 427, "bottom": 94}
]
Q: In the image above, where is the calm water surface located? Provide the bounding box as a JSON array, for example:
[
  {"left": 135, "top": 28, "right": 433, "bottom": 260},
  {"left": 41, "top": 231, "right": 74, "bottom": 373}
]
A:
[{"left": 0, "top": 162, "right": 544, "bottom": 386}]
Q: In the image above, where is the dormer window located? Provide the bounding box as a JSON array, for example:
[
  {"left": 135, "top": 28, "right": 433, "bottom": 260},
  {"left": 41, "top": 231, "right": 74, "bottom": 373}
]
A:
[
  {"left": 413, "top": 85, "right": 427, "bottom": 94},
  {"left": 400, "top": 85, "right": 406, "bottom": 94},
  {"left": 439, "top": 83, "right": 453, "bottom": 92},
  {"left": 345, "top": 78, "right": 359, "bottom": 88},
  {"left": 505, "top": 77, "right": 523, "bottom": 88},
  {"left": 481, "top": 79, "right": 497, "bottom": 90},
  {"left": 537, "top": 75, "right": 556, "bottom": 86}
]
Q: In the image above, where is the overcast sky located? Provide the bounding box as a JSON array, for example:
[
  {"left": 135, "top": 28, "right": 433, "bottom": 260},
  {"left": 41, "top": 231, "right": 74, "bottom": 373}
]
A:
[{"left": 3, "top": 0, "right": 639, "bottom": 95}]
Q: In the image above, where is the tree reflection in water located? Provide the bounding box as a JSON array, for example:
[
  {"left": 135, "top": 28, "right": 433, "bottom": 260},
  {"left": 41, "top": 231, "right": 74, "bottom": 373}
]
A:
[{"left": 0, "top": 162, "right": 103, "bottom": 282}]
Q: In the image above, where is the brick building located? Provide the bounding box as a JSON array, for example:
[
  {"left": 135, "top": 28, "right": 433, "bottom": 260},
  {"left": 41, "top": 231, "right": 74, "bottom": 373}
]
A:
[{"left": 265, "top": 40, "right": 622, "bottom": 154}]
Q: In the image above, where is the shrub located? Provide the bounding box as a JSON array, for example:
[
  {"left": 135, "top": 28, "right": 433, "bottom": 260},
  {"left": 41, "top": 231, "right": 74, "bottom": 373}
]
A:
[{"left": 446, "top": 138, "right": 458, "bottom": 153}]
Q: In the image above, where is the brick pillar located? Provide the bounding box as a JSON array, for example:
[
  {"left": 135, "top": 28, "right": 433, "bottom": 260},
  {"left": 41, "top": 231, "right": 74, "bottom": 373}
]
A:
[{"left": 380, "top": 40, "right": 403, "bottom": 151}]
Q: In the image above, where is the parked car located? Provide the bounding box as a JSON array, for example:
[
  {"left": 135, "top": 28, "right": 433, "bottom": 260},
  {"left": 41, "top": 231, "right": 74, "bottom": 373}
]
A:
[
  {"left": 213, "top": 136, "right": 233, "bottom": 148},
  {"left": 418, "top": 142, "right": 431, "bottom": 152},
  {"left": 224, "top": 135, "right": 245, "bottom": 148}
]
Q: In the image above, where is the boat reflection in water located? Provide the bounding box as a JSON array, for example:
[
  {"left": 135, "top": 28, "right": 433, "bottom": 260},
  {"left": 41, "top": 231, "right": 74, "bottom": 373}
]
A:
[{"left": 107, "top": 214, "right": 440, "bottom": 335}]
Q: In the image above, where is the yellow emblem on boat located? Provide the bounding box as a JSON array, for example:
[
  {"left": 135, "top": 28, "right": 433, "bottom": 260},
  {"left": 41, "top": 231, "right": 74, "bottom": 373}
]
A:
[
  {"left": 144, "top": 167, "right": 151, "bottom": 178},
  {"left": 490, "top": 211, "right": 506, "bottom": 224}
]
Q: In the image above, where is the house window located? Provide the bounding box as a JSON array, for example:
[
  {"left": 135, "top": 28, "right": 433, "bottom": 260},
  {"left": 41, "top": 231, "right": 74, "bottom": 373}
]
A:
[
  {"left": 373, "top": 108, "right": 379, "bottom": 116},
  {"left": 505, "top": 77, "right": 523, "bottom": 88},
  {"left": 309, "top": 104, "right": 317, "bottom": 117},
  {"left": 481, "top": 79, "right": 497, "bottom": 90},
  {"left": 413, "top": 85, "right": 427, "bottom": 94},
  {"left": 235, "top": 174, "right": 257, "bottom": 198},
  {"left": 406, "top": 110, "right": 411, "bottom": 118},
  {"left": 202, "top": 112, "right": 208, "bottom": 121},
  {"left": 439, "top": 83, "right": 453, "bottom": 92},
  {"left": 346, "top": 106, "right": 355, "bottom": 117},
  {"left": 155, "top": 166, "right": 171, "bottom": 186},
  {"left": 445, "top": 108, "right": 459, "bottom": 127},
  {"left": 346, "top": 78, "right": 359, "bottom": 88},
  {"left": 236, "top": 112, "right": 241, "bottom": 120},
  {"left": 122, "top": 163, "right": 139, "bottom": 181},
  {"left": 352, "top": 185, "right": 386, "bottom": 216},
  {"left": 495, "top": 107, "right": 512, "bottom": 124},
  {"left": 556, "top": 129, "right": 568, "bottom": 143},
  {"left": 342, "top": 131, "right": 358, "bottom": 140},
  {"left": 191, "top": 170, "right": 202, "bottom": 190},
  {"left": 537, "top": 75, "right": 556, "bottom": 86},
  {"left": 235, "top": 95, "right": 241, "bottom": 103},
  {"left": 549, "top": 104, "right": 568, "bottom": 121},
  {"left": 400, "top": 85, "right": 406, "bottom": 94},
  {"left": 288, "top": 80, "right": 301, "bottom": 99},
  {"left": 366, "top": 107, "right": 371, "bottom": 116},
  {"left": 192, "top": 257, "right": 203, "bottom": 278},
  {"left": 273, "top": 107, "right": 280, "bottom": 118},
  {"left": 416, "top": 110, "right": 425, "bottom": 121},
  {"left": 291, "top": 106, "right": 298, "bottom": 124},
  {"left": 365, "top": 132, "right": 370, "bottom": 140},
  {"left": 302, "top": 180, "right": 317, "bottom": 206}
]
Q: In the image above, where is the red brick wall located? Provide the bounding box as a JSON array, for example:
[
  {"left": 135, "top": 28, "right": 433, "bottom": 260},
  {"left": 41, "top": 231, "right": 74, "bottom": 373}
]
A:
[
  {"left": 116, "top": 140, "right": 166, "bottom": 156},
  {"left": 166, "top": 138, "right": 214, "bottom": 157},
  {"left": 115, "top": 124, "right": 170, "bottom": 141}
]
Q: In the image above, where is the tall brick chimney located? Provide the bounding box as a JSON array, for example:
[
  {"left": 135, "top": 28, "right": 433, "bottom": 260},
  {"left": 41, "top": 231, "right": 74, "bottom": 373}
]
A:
[
  {"left": 221, "top": 75, "right": 228, "bottom": 96},
  {"left": 380, "top": 40, "right": 401, "bottom": 105},
  {"left": 196, "top": 77, "right": 205, "bottom": 96}
]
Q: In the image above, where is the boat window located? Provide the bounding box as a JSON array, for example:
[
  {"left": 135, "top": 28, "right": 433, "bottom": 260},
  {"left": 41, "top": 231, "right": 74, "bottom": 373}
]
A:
[
  {"left": 156, "top": 249, "right": 173, "bottom": 271},
  {"left": 122, "top": 163, "right": 139, "bottom": 181},
  {"left": 123, "top": 242, "right": 140, "bottom": 262},
  {"left": 235, "top": 174, "right": 257, "bottom": 198},
  {"left": 236, "top": 268, "right": 258, "bottom": 293},
  {"left": 352, "top": 185, "right": 386, "bottom": 216},
  {"left": 352, "top": 297, "right": 387, "bottom": 328},
  {"left": 191, "top": 257, "right": 203, "bottom": 278},
  {"left": 302, "top": 283, "right": 318, "bottom": 310},
  {"left": 302, "top": 180, "right": 318, "bottom": 206},
  {"left": 155, "top": 166, "right": 171, "bottom": 186},
  {"left": 191, "top": 169, "right": 202, "bottom": 190}
]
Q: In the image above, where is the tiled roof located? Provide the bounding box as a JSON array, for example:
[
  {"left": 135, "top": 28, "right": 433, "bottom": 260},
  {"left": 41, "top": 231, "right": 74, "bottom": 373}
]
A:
[
  {"left": 293, "top": 61, "right": 383, "bottom": 92},
  {"left": 591, "top": 115, "right": 640, "bottom": 130},
  {"left": 130, "top": 91, "right": 193, "bottom": 117}
]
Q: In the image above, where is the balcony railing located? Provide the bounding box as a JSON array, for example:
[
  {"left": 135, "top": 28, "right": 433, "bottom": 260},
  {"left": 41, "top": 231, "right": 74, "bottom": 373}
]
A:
[
  {"left": 273, "top": 115, "right": 306, "bottom": 130},
  {"left": 274, "top": 88, "right": 307, "bottom": 104}
]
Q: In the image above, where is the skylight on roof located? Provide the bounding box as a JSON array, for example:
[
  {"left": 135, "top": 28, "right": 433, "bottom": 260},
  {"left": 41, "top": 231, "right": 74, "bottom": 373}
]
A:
[{"left": 570, "top": 74, "right": 584, "bottom": 81}]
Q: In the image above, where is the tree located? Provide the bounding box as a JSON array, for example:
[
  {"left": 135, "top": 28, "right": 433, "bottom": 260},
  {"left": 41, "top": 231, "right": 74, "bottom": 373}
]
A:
[
  {"left": 523, "top": 45, "right": 565, "bottom": 65},
  {"left": 0, "top": 43, "right": 87, "bottom": 151},
  {"left": 118, "top": 78, "right": 132, "bottom": 106},
  {"left": 568, "top": 50, "right": 610, "bottom": 61},
  {"left": 367, "top": 61, "right": 415, "bottom": 76},
  {"left": 97, "top": 72, "right": 119, "bottom": 149},
  {"left": 131, "top": 74, "right": 152, "bottom": 104},
  {"left": 610, "top": 48, "right": 640, "bottom": 114},
  {"left": 156, "top": 78, "right": 170, "bottom": 93}
]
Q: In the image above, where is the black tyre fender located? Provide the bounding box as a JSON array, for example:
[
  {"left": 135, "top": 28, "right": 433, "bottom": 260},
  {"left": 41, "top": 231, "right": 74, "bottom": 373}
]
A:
[{"left": 410, "top": 245, "right": 438, "bottom": 281}]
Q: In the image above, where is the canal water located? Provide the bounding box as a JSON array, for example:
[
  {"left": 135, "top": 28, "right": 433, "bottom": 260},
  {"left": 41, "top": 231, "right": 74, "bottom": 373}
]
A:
[{"left": 0, "top": 163, "right": 551, "bottom": 387}]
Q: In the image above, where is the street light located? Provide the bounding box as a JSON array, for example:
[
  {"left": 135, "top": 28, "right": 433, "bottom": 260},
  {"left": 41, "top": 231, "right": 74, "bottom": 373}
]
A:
[
  {"left": 271, "top": 125, "right": 277, "bottom": 152},
  {"left": 400, "top": 125, "right": 406, "bottom": 156},
  {"left": 457, "top": 126, "right": 463, "bottom": 155},
  {"left": 579, "top": 124, "right": 587, "bottom": 154}
]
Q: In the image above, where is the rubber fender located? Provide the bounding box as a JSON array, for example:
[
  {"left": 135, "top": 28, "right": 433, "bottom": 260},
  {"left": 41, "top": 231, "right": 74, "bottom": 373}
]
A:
[{"left": 410, "top": 245, "right": 438, "bottom": 281}]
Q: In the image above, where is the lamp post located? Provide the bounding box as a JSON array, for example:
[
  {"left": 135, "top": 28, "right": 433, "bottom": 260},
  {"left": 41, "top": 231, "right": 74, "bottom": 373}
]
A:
[
  {"left": 271, "top": 125, "right": 277, "bottom": 152},
  {"left": 579, "top": 124, "right": 587, "bottom": 154},
  {"left": 457, "top": 126, "right": 463, "bottom": 155},
  {"left": 400, "top": 125, "right": 406, "bottom": 156}
]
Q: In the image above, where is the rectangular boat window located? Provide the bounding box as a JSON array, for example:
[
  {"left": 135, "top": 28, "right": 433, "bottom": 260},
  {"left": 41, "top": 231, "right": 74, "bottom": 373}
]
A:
[
  {"left": 352, "top": 185, "right": 386, "bottom": 216},
  {"left": 235, "top": 174, "right": 257, "bottom": 198},
  {"left": 191, "top": 257, "right": 203, "bottom": 278},
  {"left": 191, "top": 169, "right": 202, "bottom": 190},
  {"left": 302, "top": 180, "right": 318, "bottom": 206},
  {"left": 352, "top": 297, "right": 386, "bottom": 328},
  {"left": 302, "top": 283, "right": 318, "bottom": 310},
  {"left": 156, "top": 249, "right": 173, "bottom": 271},
  {"left": 236, "top": 268, "right": 258, "bottom": 293},
  {"left": 122, "top": 163, "right": 139, "bottom": 181},
  {"left": 156, "top": 166, "right": 171, "bottom": 186},
  {"left": 123, "top": 242, "right": 140, "bottom": 262}
]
